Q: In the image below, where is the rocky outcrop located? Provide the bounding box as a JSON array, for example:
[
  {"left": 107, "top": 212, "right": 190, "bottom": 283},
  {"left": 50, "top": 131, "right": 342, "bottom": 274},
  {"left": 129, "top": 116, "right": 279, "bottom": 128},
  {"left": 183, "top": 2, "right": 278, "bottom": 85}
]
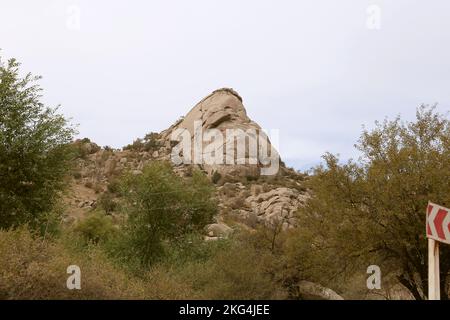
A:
[
  {"left": 204, "top": 222, "right": 234, "bottom": 241},
  {"left": 244, "top": 187, "right": 309, "bottom": 228},
  {"left": 296, "top": 281, "right": 344, "bottom": 300},
  {"left": 160, "top": 88, "right": 280, "bottom": 178}
]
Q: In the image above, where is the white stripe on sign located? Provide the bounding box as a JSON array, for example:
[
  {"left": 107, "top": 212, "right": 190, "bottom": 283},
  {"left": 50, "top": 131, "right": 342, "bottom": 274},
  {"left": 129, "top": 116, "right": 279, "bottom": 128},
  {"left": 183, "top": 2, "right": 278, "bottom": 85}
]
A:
[
  {"left": 428, "top": 205, "right": 440, "bottom": 239},
  {"left": 443, "top": 213, "right": 450, "bottom": 242}
]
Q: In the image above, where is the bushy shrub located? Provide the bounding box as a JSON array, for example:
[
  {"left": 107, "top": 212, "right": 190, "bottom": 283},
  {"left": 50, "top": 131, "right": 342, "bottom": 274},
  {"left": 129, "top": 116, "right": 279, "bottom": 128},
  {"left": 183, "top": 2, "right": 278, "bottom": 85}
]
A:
[
  {"left": 123, "top": 138, "right": 144, "bottom": 151},
  {"left": 116, "top": 161, "right": 217, "bottom": 266},
  {"left": 143, "top": 132, "right": 162, "bottom": 152},
  {"left": 123, "top": 132, "right": 162, "bottom": 152},
  {"left": 72, "top": 212, "right": 117, "bottom": 244},
  {"left": 97, "top": 192, "right": 117, "bottom": 214},
  {"left": 107, "top": 178, "right": 121, "bottom": 194},
  {"left": 175, "top": 231, "right": 288, "bottom": 300},
  {"left": 202, "top": 250, "right": 282, "bottom": 298},
  {"left": 72, "top": 139, "right": 100, "bottom": 159},
  {"left": 211, "top": 171, "right": 222, "bottom": 184}
]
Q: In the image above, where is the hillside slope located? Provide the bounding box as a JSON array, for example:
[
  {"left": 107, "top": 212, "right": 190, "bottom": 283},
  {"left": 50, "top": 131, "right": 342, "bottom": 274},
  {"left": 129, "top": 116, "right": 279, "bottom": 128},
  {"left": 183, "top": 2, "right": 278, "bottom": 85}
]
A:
[{"left": 66, "top": 89, "right": 308, "bottom": 236}]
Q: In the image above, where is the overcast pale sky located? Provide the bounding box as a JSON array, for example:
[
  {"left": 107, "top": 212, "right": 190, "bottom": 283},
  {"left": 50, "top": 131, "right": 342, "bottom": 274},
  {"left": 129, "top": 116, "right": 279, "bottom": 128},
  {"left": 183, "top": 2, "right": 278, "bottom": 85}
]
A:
[{"left": 1, "top": 0, "right": 449, "bottom": 170}]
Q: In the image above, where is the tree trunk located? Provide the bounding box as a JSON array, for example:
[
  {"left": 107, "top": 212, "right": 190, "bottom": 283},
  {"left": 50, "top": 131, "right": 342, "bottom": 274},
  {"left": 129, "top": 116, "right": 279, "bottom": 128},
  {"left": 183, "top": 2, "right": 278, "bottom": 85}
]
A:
[{"left": 397, "top": 274, "right": 424, "bottom": 300}]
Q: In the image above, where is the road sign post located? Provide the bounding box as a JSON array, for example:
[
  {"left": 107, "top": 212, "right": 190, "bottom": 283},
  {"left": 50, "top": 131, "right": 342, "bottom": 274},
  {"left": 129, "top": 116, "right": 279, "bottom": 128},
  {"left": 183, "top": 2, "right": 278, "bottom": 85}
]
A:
[
  {"left": 426, "top": 202, "right": 450, "bottom": 300},
  {"left": 428, "top": 238, "right": 440, "bottom": 300}
]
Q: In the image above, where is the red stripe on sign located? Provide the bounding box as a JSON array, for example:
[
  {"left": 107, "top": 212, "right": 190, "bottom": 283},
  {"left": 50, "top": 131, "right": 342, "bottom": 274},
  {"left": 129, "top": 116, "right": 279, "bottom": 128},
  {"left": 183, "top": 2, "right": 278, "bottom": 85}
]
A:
[
  {"left": 434, "top": 209, "right": 448, "bottom": 240},
  {"left": 427, "top": 204, "right": 433, "bottom": 236}
]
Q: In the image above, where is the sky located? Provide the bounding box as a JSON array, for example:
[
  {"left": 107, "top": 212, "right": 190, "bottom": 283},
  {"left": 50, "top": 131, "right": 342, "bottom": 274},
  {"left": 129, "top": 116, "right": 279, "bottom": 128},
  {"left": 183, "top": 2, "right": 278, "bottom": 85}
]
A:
[{"left": 1, "top": 0, "right": 449, "bottom": 171}]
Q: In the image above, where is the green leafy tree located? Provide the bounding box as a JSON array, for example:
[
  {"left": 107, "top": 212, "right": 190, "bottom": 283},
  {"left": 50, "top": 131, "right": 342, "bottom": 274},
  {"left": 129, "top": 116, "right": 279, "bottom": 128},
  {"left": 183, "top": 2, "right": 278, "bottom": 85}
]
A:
[
  {"left": 118, "top": 162, "right": 217, "bottom": 266},
  {"left": 0, "top": 57, "right": 76, "bottom": 229},
  {"left": 288, "top": 106, "right": 450, "bottom": 299}
]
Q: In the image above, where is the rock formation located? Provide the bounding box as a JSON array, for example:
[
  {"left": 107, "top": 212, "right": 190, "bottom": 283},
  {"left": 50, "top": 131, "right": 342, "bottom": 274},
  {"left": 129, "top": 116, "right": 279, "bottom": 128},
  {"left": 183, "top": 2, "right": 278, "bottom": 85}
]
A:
[
  {"left": 296, "top": 281, "right": 344, "bottom": 300},
  {"left": 160, "top": 88, "right": 280, "bottom": 178},
  {"left": 67, "top": 88, "right": 308, "bottom": 231}
]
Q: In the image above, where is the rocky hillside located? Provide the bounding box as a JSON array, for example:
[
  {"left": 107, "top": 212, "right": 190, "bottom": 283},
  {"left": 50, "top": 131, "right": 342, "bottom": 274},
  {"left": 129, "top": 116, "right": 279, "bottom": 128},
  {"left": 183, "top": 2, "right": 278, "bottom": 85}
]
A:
[{"left": 66, "top": 88, "right": 308, "bottom": 236}]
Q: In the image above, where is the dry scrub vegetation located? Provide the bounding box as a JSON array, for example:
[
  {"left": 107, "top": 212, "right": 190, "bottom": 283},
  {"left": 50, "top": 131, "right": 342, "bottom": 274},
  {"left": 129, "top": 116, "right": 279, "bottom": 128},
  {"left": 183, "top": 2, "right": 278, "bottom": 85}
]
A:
[{"left": 0, "top": 227, "right": 288, "bottom": 300}]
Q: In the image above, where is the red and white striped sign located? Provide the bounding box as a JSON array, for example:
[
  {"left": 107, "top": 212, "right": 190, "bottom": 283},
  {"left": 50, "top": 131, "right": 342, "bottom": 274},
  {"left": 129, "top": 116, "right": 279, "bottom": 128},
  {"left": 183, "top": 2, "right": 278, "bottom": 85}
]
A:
[{"left": 426, "top": 202, "right": 450, "bottom": 245}]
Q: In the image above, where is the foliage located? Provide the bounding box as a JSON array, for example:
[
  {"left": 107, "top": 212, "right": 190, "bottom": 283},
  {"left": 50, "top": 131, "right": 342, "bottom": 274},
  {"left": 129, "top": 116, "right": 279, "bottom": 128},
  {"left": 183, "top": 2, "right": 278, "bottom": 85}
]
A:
[
  {"left": 185, "top": 241, "right": 287, "bottom": 299},
  {"left": 72, "top": 138, "right": 100, "bottom": 159},
  {"left": 97, "top": 192, "right": 118, "bottom": 214},
  {"left": 107, "top": 178, "right": 121, "bottom": 194},
  {"left": 288, "top": 106, "right": 450, "bottom": 299},
  {"left": 145, "top": 229, "right": 289, "bottom": 300},
  {"left": 116, "top": 161, "right": 217, "bottom": 266},
  {"left": 0, "top": 57, "right": 76, "bottom": 229},
  {"left": 211, "top": 170, "right": 222, "bottom": 184},
  {"left": 72, "top": 211, "right": 117, "bottom": 244},
  {"left": 0, "top": 227, "right": 144, "bottom": 299},
  {"left": 0, "top": 225, "right": 290, "bottom": 299},
  {"left": 123, "top": 132, "right": 162, "bottom": 152}
]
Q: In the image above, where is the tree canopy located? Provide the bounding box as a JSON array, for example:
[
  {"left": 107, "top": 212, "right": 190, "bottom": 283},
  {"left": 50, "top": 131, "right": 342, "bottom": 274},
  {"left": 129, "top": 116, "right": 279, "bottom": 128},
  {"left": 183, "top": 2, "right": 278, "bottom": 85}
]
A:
[
  {"left": 117, "top": 162, "right": 217, "bottom": 266},
  {"left": 288, "top": 106, "right": 450, "bottom": 299},
  {"left": 0, "top": 57, "right": 76, "bottom": 229}
]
